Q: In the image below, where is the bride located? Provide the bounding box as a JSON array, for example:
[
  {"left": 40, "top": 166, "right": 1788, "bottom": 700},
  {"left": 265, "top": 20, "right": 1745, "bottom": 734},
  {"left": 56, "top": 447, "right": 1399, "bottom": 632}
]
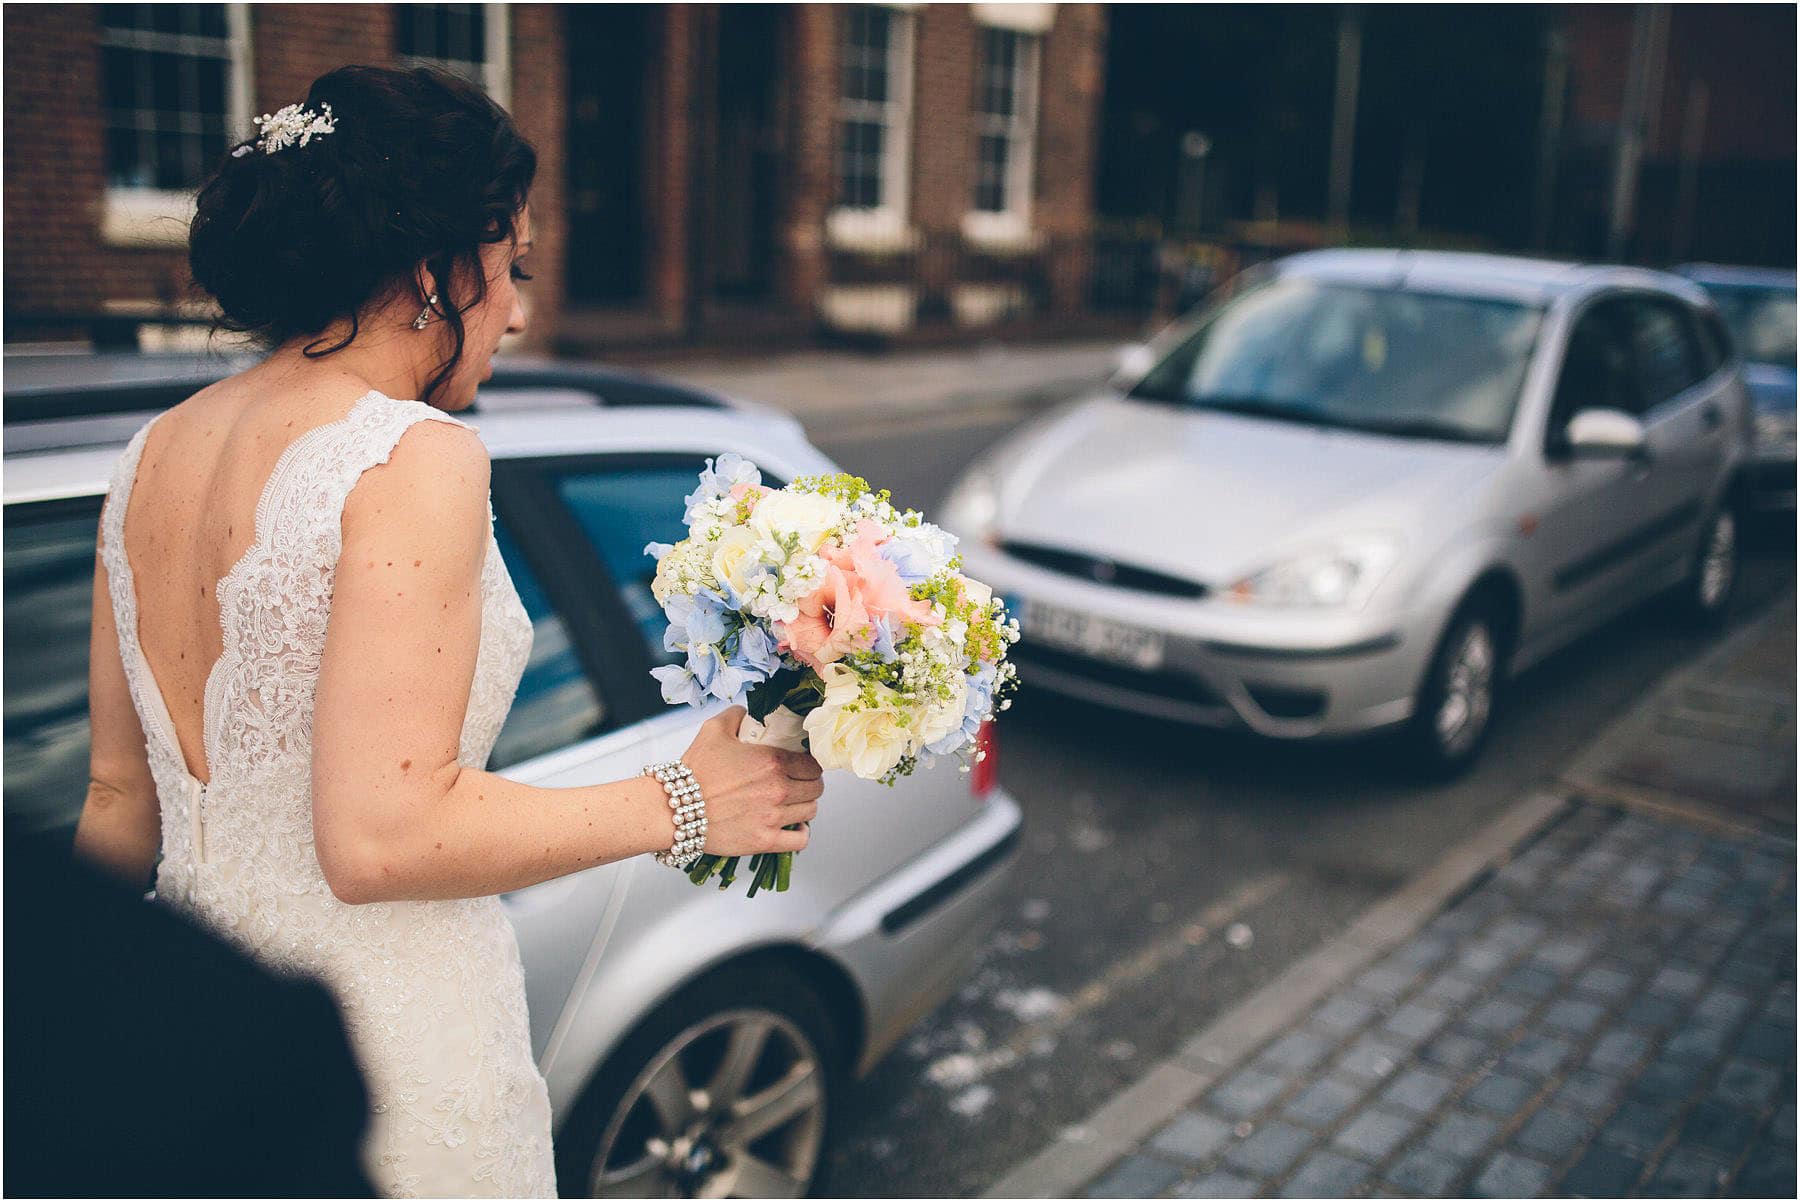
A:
[{"left": 73, "top": 65, "right": 823, "bottom": 1198}]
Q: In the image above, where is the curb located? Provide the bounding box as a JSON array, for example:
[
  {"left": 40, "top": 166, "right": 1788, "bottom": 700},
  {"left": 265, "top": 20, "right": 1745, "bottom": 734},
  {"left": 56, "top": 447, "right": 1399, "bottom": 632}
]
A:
[
  {"left": 979, "top": 789, "right": 1572, "bottom": 1199},
  {"left": 1558, "top": 588, "right": 1797, "bottom": 839}
]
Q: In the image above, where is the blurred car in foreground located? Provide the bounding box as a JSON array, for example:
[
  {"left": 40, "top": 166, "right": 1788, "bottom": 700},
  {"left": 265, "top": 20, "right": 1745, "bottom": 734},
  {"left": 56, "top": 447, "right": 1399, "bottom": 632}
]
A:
[
  {"left": 942, "top": 249, "right": 1753, "bottom": 777},
  {"left": 4, "top": 350, "right": 1022, "bottom": 1198},
  {"left": 1673, "top": 263, "right": 1797, "bottom": 509}
]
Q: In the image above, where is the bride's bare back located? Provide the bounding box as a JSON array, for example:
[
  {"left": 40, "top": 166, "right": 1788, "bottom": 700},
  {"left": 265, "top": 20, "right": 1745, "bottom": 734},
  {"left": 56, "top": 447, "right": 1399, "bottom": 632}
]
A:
[{"left": 121, "top": 375, "right": 382, "bottom": 786}]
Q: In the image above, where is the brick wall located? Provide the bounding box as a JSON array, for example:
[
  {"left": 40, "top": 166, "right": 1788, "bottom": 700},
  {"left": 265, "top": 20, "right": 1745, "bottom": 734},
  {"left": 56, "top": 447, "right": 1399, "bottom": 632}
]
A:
[
  {"left": 509, "top": 4, "right": 567, "bottom": 353},
  {"left": 778, "top": 5, "right": 838, "bottom": 310},
  {"left": 1035, "top": 4, "right": 1107, "bottom": 310},
  {"left": 4, "top": 3, "right": 568, "bottom": 350},
  {"left": 4, "top": 4, "right": 180, "bottom": 319},
  {"left": 5, "top": 2, "right": 1109, "bottom": 347}
]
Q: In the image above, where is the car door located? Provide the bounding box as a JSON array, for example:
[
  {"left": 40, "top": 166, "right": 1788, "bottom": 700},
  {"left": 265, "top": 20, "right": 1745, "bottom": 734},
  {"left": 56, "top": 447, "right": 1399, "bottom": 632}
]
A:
[
  {"left": 1525, "top": 294, "right": 1663, "bottom": 642},
  {"left": 1620, "top": 292, "right": 1729, "bottom": 574},
  {"left": 3, "top": 494, "right": 107, "bottom": 859},
  {"left": 514, "top": 446, "right": 989, "bottom": 876}
]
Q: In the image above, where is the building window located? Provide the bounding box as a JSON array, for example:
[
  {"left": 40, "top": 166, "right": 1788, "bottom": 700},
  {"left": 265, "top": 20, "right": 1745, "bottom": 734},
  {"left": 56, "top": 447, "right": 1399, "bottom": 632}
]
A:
[
  {"left": 834, "top": 4, "right": 914, "bottom": 222},
  {"left": 395, "top": 3, "right": 510, "bottom": 106},
  {"left": 98, "top": 4, "right": 240, "bottom": 192},
  {"left": 971, "top": 26, "right": 1039, "bottom": 221}
]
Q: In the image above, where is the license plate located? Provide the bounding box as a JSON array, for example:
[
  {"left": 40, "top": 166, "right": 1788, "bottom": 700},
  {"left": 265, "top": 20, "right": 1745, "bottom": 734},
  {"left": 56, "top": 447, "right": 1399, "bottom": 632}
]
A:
[{"left": 1017, "top": 598, "right": 1166, "bottom": 670}]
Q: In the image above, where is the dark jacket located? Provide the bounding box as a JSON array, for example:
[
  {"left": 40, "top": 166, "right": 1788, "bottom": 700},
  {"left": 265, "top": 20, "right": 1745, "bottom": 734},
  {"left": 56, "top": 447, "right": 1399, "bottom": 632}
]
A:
[{"left": 5, "top": 832, "right": 377, "bottom": 1197}]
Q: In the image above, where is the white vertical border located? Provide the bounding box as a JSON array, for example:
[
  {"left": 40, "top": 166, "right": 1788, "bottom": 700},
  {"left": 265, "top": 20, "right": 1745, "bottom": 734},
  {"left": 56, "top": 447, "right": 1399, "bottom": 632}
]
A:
[
  {"left": 484, "top": 2, "right": 511, "bottom": 108},
  {"left": 226, "top": 2, "right": 253, "bottom": 135},
  {"left": 882, "top": 3, "right": 916, "bottom": 227}
]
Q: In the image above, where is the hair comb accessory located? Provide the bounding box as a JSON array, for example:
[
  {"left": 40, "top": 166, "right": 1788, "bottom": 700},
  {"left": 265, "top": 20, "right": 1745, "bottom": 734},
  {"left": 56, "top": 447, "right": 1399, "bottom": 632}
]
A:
[{"left": 232, "top": 101, "right": 336, "bottom": 157}]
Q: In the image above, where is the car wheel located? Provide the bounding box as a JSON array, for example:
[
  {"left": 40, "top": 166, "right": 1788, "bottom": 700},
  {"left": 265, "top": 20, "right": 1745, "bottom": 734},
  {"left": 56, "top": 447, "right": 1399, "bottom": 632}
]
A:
[
  {"left": 555, "top": 963, "right": 848, "bottom": 1199},
  {"left": 1402, "top": 601, "right": 1504, "bottom": 780},
  {"left": 1673, "top": 502, "right": 1740, "bottom": 629}
]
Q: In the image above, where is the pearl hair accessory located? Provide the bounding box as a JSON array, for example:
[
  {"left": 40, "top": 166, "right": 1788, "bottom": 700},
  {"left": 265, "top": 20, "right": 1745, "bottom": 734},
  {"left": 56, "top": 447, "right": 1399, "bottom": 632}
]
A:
[
  {"left": 642, "top": 760, "right": 708, "bottom": 869},
  {"left": 231, "top": 100, "right": 337, "bottom": 157}
]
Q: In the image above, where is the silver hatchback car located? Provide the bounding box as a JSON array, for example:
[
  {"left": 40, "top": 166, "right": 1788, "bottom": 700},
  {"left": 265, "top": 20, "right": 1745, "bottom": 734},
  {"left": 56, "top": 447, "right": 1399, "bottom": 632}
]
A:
[
  {"left": 942, "top": 250, "right": 1752, "bottom": 776},
  {"left": 4, "top": 353, "right": 1022, "bottom": 1197}
]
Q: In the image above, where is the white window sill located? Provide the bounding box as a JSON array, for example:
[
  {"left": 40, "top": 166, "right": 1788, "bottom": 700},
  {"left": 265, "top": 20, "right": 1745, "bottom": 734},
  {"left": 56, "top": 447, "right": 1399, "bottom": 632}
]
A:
[
  {"left": 102, "top": 189, "right": 196, "bottom": 248},
  {"left": 961, "top": 211, "right": 1042, "bottom": 255},
  {"left": 972, "top": 3, "right": 1055, "bottom": 34},
  {"left": 826, "top": 209, "right": 921, "bottom": 255}
]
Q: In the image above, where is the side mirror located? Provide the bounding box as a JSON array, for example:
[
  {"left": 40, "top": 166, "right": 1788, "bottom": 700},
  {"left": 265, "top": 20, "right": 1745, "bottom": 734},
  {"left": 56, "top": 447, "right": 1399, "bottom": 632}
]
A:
[
  {"left": 1112, "top": 343, "right": 1155, "bottom": 388},
  {"left": 1562, "top": 408, "right": 1649, "bottom": 459}
]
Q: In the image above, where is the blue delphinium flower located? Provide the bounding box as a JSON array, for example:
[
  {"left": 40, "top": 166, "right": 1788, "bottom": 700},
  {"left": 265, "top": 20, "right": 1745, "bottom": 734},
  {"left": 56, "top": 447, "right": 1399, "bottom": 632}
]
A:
[
  {"left": 869, "top": 615, "right": 898, "bottom": 660},
  {"left": 879, "top": 523, "right": 958, "bottom": 584},
  {"left": 663, "top": 590, "right": 729, "bottom": 650},
  {"left": 651, "top": 663, "right": 708, "bottom": 707},
  {"left": 926, "top": 661, "right": 999, "bottom": 756},
  {"left": 682, "top": 452, "right": 762, "bottom": 524},
  {"left": 730, "top": 622, "right": 782, "bottom": 680}
]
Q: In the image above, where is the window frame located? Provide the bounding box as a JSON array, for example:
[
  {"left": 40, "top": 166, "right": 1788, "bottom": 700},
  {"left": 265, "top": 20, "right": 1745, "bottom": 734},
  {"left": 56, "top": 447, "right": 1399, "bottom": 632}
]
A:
[
  {"left": 1546, "top": 295, "right": 1642, "bottom": 453},
  {"left": 489, "top": 457, "right": 667, "bottom": 735},
  {"left": 963, "top": 24, "right": 1041, "bottom": 247},
  {"left": 98, "top": 2, "right": 254, "bottom": 248},
  {"left": 1619, "top": 292, "right": 1709, "bottom": 415},
  {"left": 393, "top": 3, "right": 510, "bottom": 106},
  {"left": 828, "top": 3, "right": 917, "bottom": 249}
]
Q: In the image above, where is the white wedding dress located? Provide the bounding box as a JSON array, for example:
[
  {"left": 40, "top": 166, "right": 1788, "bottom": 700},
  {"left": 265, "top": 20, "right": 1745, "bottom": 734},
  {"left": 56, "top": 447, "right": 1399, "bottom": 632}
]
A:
[{"left": 99, "top": 389, "right": 558, "bottom": 1198}]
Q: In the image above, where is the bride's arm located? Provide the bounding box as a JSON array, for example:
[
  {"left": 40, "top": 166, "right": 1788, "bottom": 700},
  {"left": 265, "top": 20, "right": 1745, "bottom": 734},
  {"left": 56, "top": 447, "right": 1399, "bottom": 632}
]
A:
[
  {"left": 311, "top": 421, "right": 819, "bottom": 905},
  {"left": 76, "top": 530, "right": 162, "bottom": 888}
]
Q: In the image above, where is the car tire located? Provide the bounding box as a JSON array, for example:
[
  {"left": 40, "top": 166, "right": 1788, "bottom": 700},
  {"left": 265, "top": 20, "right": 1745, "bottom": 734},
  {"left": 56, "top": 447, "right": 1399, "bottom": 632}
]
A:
[
  {"left": 554, "top": 961, "right": 849, "bottom": 1199},
  {"left": 1400, "top": 599, "right": 1506, "bottom": 781},
  {"left": 1672, "top": 500, "right": 1740, "bottom": 630}
]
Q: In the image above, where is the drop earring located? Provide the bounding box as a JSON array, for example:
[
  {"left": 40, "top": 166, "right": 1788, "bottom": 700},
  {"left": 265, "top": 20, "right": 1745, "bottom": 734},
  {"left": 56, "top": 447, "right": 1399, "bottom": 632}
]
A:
[{"left": 412, "top": 293, "right": 438, "bottom": 330}]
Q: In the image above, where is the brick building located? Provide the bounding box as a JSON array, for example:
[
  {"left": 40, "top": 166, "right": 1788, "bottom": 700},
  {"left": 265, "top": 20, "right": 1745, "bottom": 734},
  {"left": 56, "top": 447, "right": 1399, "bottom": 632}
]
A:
[{"left": 3, "top": 3, "right": 1109, "bottom": 355}]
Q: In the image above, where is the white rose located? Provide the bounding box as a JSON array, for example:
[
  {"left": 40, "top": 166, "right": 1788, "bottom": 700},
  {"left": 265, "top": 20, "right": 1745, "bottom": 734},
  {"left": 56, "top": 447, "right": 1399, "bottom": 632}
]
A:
[
  {"left": 802, "top": 663, "right": 914, "bottom": 780},
  {"left": 914, "top": 670, "right": 969, "bottom": 751},
  {"left": 962, "top": 575, "right": 993, "bottom": 610},
  {"left": 709, "top": 525, "right": 765, "bottom": 599},
  {"left": 749, "top": 490, "right": 847, "bottom": 556}
]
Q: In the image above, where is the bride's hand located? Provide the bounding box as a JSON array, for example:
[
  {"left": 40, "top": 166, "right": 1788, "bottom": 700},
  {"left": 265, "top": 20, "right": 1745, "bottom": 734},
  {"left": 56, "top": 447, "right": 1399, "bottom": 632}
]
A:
[{"left": 680, "top": 706, "right": 823, "bottom": 856}]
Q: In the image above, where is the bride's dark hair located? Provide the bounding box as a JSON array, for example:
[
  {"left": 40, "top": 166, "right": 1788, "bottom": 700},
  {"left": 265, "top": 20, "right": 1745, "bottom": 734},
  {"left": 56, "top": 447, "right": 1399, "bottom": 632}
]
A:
[{"left": 188, "top": 64, "right": 537, "bottom": 405}]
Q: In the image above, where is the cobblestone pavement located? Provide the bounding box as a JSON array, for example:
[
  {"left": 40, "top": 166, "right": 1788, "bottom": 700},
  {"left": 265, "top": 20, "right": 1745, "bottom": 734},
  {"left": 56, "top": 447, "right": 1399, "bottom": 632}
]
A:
[{"left": 1079, "top": 803, "right": 1796, "bottom": 1199}]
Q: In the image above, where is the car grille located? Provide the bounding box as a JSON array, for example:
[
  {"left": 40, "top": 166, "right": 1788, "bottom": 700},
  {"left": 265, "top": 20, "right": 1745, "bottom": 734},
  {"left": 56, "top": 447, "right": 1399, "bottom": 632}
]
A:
[
  {"left": 1011, "top": 641, "right": 1224, "bottom": 709},
  {"left": 1000, "top": 540, "right": 1209, "bottom": 598}
]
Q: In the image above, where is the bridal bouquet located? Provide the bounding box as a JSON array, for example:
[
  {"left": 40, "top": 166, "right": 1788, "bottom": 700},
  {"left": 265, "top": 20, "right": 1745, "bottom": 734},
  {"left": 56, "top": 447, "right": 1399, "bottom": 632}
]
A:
[{"left": 645, "top": 454, "right": 1019, "bottom": 896}]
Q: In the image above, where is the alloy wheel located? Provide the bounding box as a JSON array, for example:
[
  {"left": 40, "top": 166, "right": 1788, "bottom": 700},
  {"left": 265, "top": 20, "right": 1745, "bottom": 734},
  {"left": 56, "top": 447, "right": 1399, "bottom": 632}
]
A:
[
  {"left": 1434, "top": 621, "right": 1495, "bottom": 759},
  {"left": 1699, "top": 509, "right": 1737, "bottom": 611},
  {"left": 589, "top": 1009, "right": 827, "bottom": 1199}
]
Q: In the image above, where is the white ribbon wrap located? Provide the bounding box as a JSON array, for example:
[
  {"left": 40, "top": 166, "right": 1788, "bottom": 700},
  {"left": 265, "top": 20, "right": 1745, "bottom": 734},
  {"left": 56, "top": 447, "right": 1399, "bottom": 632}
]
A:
[{"left": 735, "top": 704, "right": 809, "bottom": 752}]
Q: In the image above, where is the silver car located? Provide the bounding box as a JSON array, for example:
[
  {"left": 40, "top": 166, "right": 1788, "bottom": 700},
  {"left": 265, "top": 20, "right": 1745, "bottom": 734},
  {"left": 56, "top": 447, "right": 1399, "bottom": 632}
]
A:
[
  {"left": 941, "top": 249, "right": 1752, "bottom": 776},
  {"left": 3, "top": 352, "right": 1022, "bottom": 1198}
]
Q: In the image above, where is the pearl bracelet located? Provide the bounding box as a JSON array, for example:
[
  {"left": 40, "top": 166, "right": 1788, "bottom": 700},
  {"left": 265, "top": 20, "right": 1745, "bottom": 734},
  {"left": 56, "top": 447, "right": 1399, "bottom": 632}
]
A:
[{"left": 642, "top": 759, "right": 708, "bottom": 869}]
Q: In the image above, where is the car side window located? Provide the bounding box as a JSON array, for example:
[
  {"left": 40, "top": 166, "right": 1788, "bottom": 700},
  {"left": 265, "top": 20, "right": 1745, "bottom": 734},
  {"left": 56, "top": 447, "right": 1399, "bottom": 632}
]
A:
[
  {"left": 487, "top": 517, "right": 608, "bottom": 771},
  {"left": 548, "top": 458, "right": 789, "bottom": 667},
  {"left": 1549, "top": 301, "right": 1639, "bottom": 441},
  {"left": 1626, "top": 297, "right": 1705, "bottom": 410},
  {"left": 3, "top": 498, "right": 104, "bottom": 845},
  {"left": 1691, "top": 306, "right": 1728, "bottom": 376}
]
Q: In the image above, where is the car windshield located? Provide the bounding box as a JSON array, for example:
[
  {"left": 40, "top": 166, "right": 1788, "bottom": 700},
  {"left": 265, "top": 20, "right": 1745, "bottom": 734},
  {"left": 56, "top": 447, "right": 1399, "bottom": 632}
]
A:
[
  {"left": 1699, "top": 282, "right": 1797, "bottom": 370},
  {"left": 1130, "top": 277, "right": 1544, "bottom": 444}
]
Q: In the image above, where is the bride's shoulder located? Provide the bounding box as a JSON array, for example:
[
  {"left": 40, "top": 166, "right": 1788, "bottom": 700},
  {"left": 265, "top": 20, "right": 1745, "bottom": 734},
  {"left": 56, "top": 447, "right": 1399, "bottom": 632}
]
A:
[{"left": 343, "top": 404, "right": 490, "bottom": 524}]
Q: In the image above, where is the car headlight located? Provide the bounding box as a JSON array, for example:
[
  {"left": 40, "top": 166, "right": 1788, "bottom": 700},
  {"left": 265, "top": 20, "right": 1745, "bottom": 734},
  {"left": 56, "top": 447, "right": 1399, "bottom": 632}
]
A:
[
  {"left": 1225, "top": 534, "right": 1402, "bottom": 610},
  {"left": 941, "top": 464, "right": 1001, "bottom": 543},
  {"left": 1755, "top": 411, "right": 1797, "bottom": 449}
]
